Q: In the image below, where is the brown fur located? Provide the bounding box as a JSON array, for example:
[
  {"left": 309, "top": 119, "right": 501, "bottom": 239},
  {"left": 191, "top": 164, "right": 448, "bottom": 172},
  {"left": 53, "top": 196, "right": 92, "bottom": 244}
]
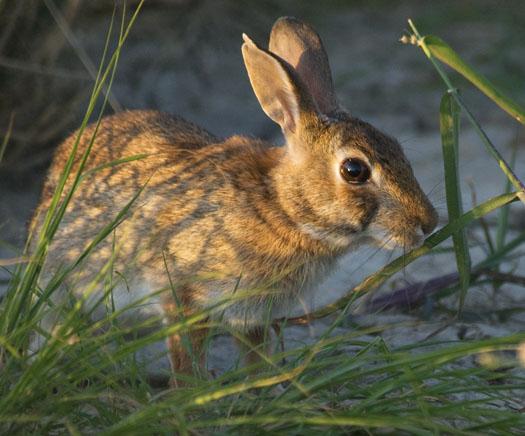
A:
[{"left": 30, "top": 17, "right": 437, "bottom": 381}]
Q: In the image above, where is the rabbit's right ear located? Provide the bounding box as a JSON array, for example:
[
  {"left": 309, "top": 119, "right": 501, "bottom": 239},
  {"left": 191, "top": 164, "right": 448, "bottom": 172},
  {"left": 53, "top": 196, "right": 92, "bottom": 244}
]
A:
[
  {"left": 269, "top": 17, "right": 339, "bottom": 115},
  {"left": 242, "top": 34, "right": 318, "bottom": 134}
]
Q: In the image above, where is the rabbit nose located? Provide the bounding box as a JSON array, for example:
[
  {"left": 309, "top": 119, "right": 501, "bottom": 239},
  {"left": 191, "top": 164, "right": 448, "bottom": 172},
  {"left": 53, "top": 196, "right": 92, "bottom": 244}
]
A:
[
  {"left": 421, "top": 223, "right": 433, "bottom": 235},
  {"left": 420, "top": 209, "right": 438, "bottom": 235}
]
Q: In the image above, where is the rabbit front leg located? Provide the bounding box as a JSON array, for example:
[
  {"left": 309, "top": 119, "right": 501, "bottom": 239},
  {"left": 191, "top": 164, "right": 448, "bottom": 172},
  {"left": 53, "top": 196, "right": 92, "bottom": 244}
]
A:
[
  {"left": 28, "top": 311, "right": 58, "bottom": 359},
  {"left": 237, "top": 326, "right": 270, "bottom": 369},
  {"left": 162, "top": 293, "right": 208, "bottom": 387},
  {"left": 165, "top": 326, "right": 208, "bottom": 387},
  {"left": 237, "top": 327, "right": 289, "bottom": 395}
]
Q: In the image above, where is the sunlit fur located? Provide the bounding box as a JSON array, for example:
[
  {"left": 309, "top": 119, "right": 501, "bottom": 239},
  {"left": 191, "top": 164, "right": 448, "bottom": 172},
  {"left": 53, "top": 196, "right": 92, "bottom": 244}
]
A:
[{"left": 29, "top": 17, "right": 437, "bottom": 378}]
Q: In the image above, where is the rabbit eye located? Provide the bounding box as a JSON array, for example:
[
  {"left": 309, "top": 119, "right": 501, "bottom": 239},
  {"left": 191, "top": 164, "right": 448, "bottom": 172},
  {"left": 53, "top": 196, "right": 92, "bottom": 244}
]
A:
[{"left": 340, "top": 158, "right": 370, "bottom": 184}]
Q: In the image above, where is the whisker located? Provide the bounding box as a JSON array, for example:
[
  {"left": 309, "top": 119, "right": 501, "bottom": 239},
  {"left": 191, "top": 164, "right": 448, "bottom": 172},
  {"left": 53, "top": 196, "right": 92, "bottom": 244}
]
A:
[
  {"left": 426, "top": 180, "right": 445, "bottom": 199},
  {"left": 344, "top": 235, "right": 395, "bottom": 279},
  {"left": 398, "top": 137, "right": 423, "bottom": 147},
  {"left": 402, "top": 229, "right": 409, "bottom": 281}
]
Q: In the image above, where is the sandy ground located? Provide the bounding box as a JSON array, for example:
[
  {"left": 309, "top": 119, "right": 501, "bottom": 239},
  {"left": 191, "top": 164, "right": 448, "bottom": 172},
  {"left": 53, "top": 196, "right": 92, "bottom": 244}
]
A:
[{"left": 1, "top": 1, "right": 524, "bottom": 395}]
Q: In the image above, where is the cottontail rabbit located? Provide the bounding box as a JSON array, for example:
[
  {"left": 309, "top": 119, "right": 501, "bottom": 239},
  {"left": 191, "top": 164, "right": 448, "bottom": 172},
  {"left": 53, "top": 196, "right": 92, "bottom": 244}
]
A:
[{"left": 30, "top": 17, "right": 437, "bottom": 378}]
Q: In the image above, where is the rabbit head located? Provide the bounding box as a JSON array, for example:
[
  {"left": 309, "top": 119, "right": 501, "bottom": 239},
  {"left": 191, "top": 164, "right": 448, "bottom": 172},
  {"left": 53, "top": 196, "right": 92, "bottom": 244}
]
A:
[{"left": 242, "top": 17, "right": 437, "bottom": 251}]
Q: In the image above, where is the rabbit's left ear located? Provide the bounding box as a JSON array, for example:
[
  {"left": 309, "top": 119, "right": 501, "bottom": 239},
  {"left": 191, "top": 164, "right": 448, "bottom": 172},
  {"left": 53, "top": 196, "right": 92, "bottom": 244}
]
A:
[
  {"left": 242, "top": 33, "right": 318, "bottom": 134},
  {"left": 269, "top": 17, "right": 339, "bottom": 115}
]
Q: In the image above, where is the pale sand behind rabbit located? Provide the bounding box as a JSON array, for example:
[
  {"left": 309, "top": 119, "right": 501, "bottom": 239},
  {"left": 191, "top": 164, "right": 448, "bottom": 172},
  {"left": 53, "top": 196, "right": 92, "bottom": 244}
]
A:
[{"left": 29, "top": 17, "right": 437, "bottom": 379}]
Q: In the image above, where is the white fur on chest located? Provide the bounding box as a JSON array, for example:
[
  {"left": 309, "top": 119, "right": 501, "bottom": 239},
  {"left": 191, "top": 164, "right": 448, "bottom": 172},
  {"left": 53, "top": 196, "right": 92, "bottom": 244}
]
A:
[
  {"left": 86, "top": 279, "right": 164, "bottom": 324},
  {"left": 206, "top": 253, "right": 344, "bottom": 329},
  {"left": 77, "top": 252, "right": 343, "bottom": 331}
]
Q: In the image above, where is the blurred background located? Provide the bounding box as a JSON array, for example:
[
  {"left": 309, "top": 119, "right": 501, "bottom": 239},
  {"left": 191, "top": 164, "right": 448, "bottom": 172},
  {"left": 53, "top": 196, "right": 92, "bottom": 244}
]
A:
[{"left": 1, "top": 0, "right": 524, "bottom": 295}]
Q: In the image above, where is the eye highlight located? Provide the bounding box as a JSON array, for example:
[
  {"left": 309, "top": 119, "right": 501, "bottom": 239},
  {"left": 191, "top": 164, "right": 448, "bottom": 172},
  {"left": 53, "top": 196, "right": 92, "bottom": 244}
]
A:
[{"left": 340, "top": 158, "right": 371, "bottom": 184}]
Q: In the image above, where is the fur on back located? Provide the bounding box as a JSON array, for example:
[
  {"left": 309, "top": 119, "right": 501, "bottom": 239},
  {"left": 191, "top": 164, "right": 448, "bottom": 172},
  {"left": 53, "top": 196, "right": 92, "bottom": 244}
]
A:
[{"left": 31, "top": 110, "right": 341, "bottom": 328}]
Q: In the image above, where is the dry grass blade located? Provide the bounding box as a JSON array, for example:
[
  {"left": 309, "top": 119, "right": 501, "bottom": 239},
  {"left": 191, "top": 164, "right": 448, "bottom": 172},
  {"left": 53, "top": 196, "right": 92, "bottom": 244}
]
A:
[
  {"left": 43, "top": 0, "right": 122, "bottom": 112},
  {"left": 0, "top": 257, "right": 28, "bottom": 267},
  {"left": 0, "top": 112, "right": 14, "bottom": 164}
]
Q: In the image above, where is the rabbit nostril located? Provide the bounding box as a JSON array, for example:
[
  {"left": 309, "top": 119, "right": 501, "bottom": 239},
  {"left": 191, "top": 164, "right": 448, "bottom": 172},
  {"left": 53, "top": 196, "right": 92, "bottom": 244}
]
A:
[
  {"left": 421, "top": 220, "right": 436, "bottom": 236},
  {"left": 419, "top": 206, "right": 438, "bottom": 236}
]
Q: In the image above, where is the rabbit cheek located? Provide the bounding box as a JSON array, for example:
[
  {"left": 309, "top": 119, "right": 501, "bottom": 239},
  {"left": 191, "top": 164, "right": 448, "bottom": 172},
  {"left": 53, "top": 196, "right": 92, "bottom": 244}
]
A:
[
  {"left": 355, "top": 193, "right": 379, "bottom": 231},
  {"left": 348, "top": 194, "right": 404, "bottom": 249},
  {"left": 370, "top": 208, "right": 423, "bottom": 250},
  {"left": 337, "top": 183, "right": 379, "bottom": 233}
]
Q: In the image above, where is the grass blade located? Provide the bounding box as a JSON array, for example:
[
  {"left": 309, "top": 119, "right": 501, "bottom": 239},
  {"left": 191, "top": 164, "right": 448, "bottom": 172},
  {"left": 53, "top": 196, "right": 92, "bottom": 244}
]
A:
[
  {"left": 440, "top": 91, "right": 471, "bottom": 312},
  {"left": 293, "top": 192, "right": 518, "bottom": 321},
  {"left": 496, "top": 140, "right": 518, "bottom": 250},
  {"left": 422, "top": 35, "right": 525, "bottom": 125},
  {"left": 405, "top": 20, "right": 525, "bottom": 204}
]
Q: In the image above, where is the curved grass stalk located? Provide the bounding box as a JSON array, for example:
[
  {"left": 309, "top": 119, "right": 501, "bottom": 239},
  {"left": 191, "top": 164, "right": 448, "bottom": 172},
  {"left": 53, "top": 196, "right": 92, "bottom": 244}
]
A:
[
  {"left": 405, "top": 19, "right": 525, "bottom": 204},
  {"left": 440, "top": 92, "right": 471, "bottom": 311},
  {"left": 283, "top": 192, "right": 518, "bottom": 323}
]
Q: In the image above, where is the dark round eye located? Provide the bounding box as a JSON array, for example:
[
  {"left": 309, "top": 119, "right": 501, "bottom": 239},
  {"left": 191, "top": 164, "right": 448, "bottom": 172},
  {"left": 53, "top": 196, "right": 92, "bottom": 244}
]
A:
[{"left": 340, "top": 158, "right": 371, "bottom": 184}]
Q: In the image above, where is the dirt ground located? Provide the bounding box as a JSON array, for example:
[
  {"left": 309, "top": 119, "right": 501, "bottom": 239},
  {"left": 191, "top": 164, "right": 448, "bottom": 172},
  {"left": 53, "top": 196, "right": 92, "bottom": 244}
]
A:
[{"left": 1, "top": 0, "right": 524, "bottom": 392}]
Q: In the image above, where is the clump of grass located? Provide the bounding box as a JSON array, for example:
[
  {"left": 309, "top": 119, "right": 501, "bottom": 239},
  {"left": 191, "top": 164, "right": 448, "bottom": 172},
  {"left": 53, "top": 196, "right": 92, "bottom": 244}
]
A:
[{"left": 0, "top": 7, "right": 524, "bottom": 435}]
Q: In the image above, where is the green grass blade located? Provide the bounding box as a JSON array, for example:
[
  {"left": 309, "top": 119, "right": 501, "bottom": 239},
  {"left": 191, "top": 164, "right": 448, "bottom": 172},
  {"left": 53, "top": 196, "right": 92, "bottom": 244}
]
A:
[
  {"left": 299, "top": 192, "right": 518, "bottom": 320},
  {"left": 440, "top": 91, "right": 471, "bottom": 312},
  {"left": 354, "top": 191, "right": 516, "bottom": 292},
  {"left": 406, "top": 20, "right": 525, "bottom": 204},
  {"left": 496, "top": 141, "right": 518, "bottom": 250},
  {"left": 0, "top": 6, "right": 120, "bottom": 337},
  {"left": 186, "top": 415, "right": 431, "bottom": 433},
  {"left": 422, "top": 35, "right": 525, "bottom": 125},
  {"left": 3, "top": 10, "right": 525, "bottom": 435},
  {"left": 0, "top": 1, "right": 145, "bottom": 342},
  {"left": 78, "top": 154, "right": 149, "bottom": 182}
]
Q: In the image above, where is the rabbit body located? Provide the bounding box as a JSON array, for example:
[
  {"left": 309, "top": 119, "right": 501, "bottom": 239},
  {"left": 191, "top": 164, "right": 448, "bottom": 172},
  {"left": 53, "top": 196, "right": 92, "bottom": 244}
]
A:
[
  {"left": 30, "top": 17, "right": 438, "bottom": 375},
  {"left": 31, "top": 110, "right": 343, "bottom": 328}
]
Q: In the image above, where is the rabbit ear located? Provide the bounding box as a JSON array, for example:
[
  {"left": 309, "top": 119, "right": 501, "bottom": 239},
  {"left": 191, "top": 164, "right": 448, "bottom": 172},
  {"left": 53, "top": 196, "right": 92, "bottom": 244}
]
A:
[
  {"left": 242, "top": 33, "right": 318, "bottom": 134},
  {"left": 269, "top": 17, "right": 338, "bottom": 115}
]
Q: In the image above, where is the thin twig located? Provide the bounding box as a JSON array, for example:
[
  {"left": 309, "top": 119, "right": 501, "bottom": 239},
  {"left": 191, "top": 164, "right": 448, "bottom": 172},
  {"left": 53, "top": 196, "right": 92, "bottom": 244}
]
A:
[
  {"left": 467, "top": 179, "right": 495, "bottom": 254},
  {"left": 363, "top": 272, "right": 459, "bottom": 313},
  {"left": 0, "top": 257, "right": 29, "bottom": 267},
  {"left": 278, "top": 263, "right": 525, "bottom": 327},
  {"left": 483, "top": 271, "right": 525, "bottom": 287},
  {"left": 43, "top": 0, "right": 122, "bottom": 112},
  {"left": 0, "top": 56, "right": 91, "bottom": 80},
  {"left": 0, "top": 0, "right": 25, "bottom": 54}
]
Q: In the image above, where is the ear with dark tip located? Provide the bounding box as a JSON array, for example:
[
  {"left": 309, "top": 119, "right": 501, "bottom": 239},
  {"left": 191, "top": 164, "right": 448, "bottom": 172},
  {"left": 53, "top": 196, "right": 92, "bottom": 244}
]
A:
[
  {"left": 269, "top": 16, "right": 339, "bottom": 115},
  {"left": 241, "top": 33, "right": 317, "bottom": 134}
]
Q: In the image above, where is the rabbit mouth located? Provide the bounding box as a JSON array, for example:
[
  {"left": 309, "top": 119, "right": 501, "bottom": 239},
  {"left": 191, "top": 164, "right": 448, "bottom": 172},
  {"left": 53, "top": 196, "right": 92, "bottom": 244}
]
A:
[
  {"left": 389, "top": 232, "right": 425, "bottom": 250},
  {"left": 365, "top": 225, "right": 425, "bottom": 251}
]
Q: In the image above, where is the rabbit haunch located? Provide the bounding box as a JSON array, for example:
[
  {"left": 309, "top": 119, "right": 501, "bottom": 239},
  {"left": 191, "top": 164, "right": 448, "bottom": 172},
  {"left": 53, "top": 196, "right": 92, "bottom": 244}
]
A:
[{"left": 30, "top": 17, "right": 437, "bottom": 373}]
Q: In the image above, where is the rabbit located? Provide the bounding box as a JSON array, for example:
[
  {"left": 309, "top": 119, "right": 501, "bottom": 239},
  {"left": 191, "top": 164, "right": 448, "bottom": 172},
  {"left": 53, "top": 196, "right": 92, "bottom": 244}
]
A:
[{"left": 29, "top": 16, "right": 438, "bottom": 380}]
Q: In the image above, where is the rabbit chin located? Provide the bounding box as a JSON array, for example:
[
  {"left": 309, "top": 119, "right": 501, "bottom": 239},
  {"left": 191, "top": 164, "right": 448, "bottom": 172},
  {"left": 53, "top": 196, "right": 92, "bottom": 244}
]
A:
[
  {"left": 363, "top": 225, "right": 424, "bottom": 251},
  {"left": 297, "top": 223, "right": 423, "bottom": 251},
  {"left": 298, "top": 223, "right": 357, "bottom": 249}
]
